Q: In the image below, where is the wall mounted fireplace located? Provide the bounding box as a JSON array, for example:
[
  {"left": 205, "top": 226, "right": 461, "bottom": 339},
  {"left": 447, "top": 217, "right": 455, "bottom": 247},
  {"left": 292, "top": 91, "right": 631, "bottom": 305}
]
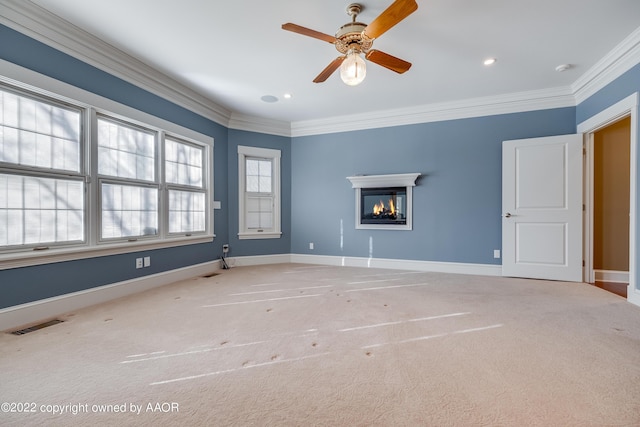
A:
[
  {"left": 347, "top": 173, "right": 420, "bottom": 230},
  {"left": 361, "top": 187, "right": 407, "bottom": 225}
]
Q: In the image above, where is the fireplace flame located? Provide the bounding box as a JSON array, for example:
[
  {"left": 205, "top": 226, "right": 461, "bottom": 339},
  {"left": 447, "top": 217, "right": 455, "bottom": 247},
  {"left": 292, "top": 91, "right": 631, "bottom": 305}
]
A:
[
  {"left": 372, "top": 200, "right": 381, "bottom": 215},
  {"left": 373, "top": 199, "right": 396, "bottom": 216}
]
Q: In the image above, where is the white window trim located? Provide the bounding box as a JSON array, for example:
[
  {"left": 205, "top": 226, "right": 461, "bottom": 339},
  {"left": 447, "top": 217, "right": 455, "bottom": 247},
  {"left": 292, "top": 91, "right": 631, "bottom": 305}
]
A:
[
  {"left": 238, "top": 145, "right": 281, "bottom": 240},
  {"left": 164, "top": 134, "right": 209, "bottom": 237},
  {"left": 0, "top": 59, "right": 215, "bottom": 270}
]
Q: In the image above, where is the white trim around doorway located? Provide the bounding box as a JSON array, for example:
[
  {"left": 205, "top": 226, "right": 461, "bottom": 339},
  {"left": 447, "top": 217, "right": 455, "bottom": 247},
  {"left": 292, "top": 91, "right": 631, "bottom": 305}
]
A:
[{"left": 577, "top": 92, "right": 639, "bottom": 307}]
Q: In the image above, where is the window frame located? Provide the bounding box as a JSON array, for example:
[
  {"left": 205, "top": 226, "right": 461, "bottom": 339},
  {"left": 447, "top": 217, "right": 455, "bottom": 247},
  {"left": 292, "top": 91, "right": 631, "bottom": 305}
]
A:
[
  {"left": 96, "top": 114, "right": 160, "bottom": 243},
  {"left": 238, "top": 145, "right": 281, "bottom": 240},
  {"left": 0, "top": 84, "right": 88, "bottom": 250},
  {"left": 164, "top": 134, "right": 208, "bottom": 236},
  {"left": 0, "top": 61, "right": 214, "bottom": 270},
  {"left": 0, "top": 170, "right": 88, "bottom": 250}
]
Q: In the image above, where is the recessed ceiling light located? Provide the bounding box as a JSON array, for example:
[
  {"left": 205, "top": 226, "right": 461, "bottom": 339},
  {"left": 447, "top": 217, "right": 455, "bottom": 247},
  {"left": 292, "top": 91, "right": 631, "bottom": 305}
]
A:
[
  {"left": 555, "top": 64, "right": 572, "bottom": 72},
  {"left": 261, "top": 95, "right": 278, "bottom": 103},
  {"left": 283, "top": 93, "right": 292, "bottom": 99},
  {"left": 483, "top": 58, "right": 497, "bottom": 66}
]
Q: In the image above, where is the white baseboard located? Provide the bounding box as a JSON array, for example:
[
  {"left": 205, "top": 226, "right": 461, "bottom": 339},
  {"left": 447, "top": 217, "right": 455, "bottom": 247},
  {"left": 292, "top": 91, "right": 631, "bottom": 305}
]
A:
[
  {"left": 594, "top": 269, "right": 629, "bottom": 283},
  {"left": 628, "top": 284, "right": 640, "bottom": 306},
  {"left": 1, "top": 253, "right": 501, "bottom": 332},
  {"left": 0, "top": 259, "right": 221, "bottom": 332},
  {"left": 289, "top": 254, "right": 502, "bottom": 276},
  {"left": 225, "top": 254, "right": 291, "bottom": 268},
  {"left": 593, "top": 270, "right": 639, "bottom": 309}
]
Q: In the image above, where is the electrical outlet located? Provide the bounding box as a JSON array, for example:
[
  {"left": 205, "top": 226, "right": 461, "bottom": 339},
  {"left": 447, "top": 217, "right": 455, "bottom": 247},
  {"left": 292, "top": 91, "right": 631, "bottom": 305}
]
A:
[
  {"left": 222, "top": 244, "right": 229, "bottom": 254},
  {"left": 144, "top": 256, "right": 151, "bottom": 267},
  {"left": 135, "top": 258, "right": 143, "bottom": 269},
  {"left": 494, "top": 249, "right": 501, "bottom": 259},
  {"left": 309, "top": 242, "right": 314, "bottom": 250}
]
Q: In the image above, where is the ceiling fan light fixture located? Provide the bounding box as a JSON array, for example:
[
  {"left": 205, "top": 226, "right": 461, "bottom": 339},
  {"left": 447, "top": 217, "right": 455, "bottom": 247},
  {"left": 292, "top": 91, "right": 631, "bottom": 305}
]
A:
[
  {"left": 340, "top": 49, "right": 366, "bottom": 86},
  {"left": 282, "top": 0, "right": 417, "bottom": 84}
]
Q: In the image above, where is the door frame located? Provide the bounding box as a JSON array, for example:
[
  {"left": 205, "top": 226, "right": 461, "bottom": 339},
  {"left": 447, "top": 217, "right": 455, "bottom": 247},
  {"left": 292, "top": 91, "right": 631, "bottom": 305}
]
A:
[{"left": 577, "top": 92, "right": 639, "bottom": 306}]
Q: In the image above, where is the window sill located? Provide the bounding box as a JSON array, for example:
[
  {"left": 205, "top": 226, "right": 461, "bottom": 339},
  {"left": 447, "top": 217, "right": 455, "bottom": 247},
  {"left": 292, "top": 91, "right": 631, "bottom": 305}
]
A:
[
  {"left": 238, "top": 231, "right": 282, "bottom": 240},
  {"left": 0, "top": 235, "right": 214, "bottom": 271}
]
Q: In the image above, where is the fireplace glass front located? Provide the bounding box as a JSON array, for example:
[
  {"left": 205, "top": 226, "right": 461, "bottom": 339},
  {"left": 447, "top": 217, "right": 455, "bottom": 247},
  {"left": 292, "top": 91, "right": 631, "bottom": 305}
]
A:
[{"left": 360, "top": 187, "right": 407, "bottom": 225}]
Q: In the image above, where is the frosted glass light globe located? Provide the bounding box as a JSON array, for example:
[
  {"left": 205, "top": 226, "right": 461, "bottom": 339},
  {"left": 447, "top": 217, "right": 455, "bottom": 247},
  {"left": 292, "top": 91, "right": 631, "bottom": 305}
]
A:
[{"left": 340, "top": 51, "right": 366, "bottom": 86}]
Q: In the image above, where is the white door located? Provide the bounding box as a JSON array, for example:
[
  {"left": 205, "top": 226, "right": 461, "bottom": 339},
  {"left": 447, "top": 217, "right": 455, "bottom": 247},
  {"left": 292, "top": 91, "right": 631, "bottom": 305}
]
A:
[{"left": 502, "top": 134, "right": 583, "bottom": 281}]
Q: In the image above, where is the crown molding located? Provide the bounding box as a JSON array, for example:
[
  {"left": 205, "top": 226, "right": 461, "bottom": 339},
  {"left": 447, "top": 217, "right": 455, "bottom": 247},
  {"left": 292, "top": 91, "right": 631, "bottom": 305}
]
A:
[
  {"left": 228, "top": 112, "right": 292, "bottom": 137},
  {"left": 2, "top": 0, "right": 639, "bottom": 139},
  {"left": 290, "top": 87, "right": 575, "bottom": 137},
  {"left": 0, "top": 0, "right": 232, "bottom": 127},
  {"left": 573, "top": 26, "right": 640, "bottom": 105}
]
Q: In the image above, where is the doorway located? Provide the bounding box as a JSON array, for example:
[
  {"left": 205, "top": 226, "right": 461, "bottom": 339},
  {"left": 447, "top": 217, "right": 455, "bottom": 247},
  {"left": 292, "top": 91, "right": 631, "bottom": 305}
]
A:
[
  {"left": 578, "top": 92, "right": 638, "bottom": 305},
  {"left": 590, "top": 117, "right": 630, "bottom": 297}
]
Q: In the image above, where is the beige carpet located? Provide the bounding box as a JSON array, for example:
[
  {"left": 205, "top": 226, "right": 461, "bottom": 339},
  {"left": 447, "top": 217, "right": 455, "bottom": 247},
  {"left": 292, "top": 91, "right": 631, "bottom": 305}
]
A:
[{"left": 1, "top": 263, "right": 640, "bottom": 426}]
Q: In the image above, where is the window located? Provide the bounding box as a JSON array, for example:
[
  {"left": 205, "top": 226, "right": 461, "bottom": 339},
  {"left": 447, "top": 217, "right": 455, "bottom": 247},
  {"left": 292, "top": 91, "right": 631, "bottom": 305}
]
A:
[
  {"left": 0, "top": 87, "right": 85, "bottom": 249},
  {"left": 238, "top": 145, "right": 281, "bottom": 239},
  {"left": 246, "top": 157, "right": 273, "bottom": 229},
  {"left": 0, "top": 77, "right": 213, "bottom": 265},
  {"left": 165, "top": 137, "right": 206, "bottom": 234},
  {"left": 98, "top": 116, "right": 158, "bottom": 240}
]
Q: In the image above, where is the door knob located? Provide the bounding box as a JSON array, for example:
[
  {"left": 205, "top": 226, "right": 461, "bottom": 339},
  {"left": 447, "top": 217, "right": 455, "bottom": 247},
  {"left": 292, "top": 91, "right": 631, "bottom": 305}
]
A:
[{"left": 504, "top": 212, "right": 512, "bottom": 218}]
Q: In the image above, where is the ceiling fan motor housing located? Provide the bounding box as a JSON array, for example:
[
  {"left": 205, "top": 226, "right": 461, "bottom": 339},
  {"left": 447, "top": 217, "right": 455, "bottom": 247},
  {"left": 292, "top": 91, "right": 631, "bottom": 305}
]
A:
[{"left": 335, "top": 22, "right": 372, "bottom": 54}]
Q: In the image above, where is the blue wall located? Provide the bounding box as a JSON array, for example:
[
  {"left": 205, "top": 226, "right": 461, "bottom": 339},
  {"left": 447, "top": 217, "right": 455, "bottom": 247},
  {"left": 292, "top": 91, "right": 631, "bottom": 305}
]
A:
[
  {"left": 291, "top": 109, "right": 576, "bottom": 264},
  {"left": 0, "top": 25, "right": 290, "bottom": 308},
  {"left": 1, "top": 21, "right": 638, "bottom": 309},
  {"left": 577, "top": 63, "right": 640, "bottom": 290}
]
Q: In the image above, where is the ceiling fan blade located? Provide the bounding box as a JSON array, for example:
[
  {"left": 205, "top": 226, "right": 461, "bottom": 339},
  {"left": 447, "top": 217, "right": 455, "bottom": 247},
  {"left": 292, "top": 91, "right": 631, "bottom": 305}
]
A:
[
  {"left": 363, "top": 0, "right": 418, "bottom": 40},
  {"left": 282, "top": 23, "right": 337, "bottom": 44},
  {"left": 313, "top": 56, "right": 345, "bottom": 83},
  {"left": 366, "top": 50, "right": 412, "bottom": 73}
]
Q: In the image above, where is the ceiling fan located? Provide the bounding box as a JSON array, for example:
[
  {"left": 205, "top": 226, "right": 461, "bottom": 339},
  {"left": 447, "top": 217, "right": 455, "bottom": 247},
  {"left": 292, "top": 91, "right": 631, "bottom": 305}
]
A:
[{"left": 282, "top": 0, "right": 418, "bottom": 86}]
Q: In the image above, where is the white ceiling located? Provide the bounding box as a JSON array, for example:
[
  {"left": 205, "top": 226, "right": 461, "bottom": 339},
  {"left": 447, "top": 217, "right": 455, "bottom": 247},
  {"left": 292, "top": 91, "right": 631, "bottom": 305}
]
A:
[{"left": 18, "top": 0, "right": 640, "bottom": 124}]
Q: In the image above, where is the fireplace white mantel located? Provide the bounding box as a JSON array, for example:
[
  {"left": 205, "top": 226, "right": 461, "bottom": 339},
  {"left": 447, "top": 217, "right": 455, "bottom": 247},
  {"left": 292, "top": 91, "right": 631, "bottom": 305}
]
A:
[{"left": 347, "top": 173, "right": 421, "bottom": 230}]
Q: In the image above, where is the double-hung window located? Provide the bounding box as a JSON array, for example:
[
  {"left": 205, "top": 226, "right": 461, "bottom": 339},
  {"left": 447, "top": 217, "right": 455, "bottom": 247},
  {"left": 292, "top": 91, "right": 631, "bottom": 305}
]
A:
[
  {"left": 0, "top": 72, "right": 213, "bottom": 266},
  {"left": 165, "top": 136, "right": 206, "bottom": 235},
  {"left": 98, "top": 116, "right": 158, "bottom": 240},
  {"left": 238, "top": 145, "right": 281, "bottom": 239},
  {"left": 0, "top": 87, "right": 85, "bottom": 249}
]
